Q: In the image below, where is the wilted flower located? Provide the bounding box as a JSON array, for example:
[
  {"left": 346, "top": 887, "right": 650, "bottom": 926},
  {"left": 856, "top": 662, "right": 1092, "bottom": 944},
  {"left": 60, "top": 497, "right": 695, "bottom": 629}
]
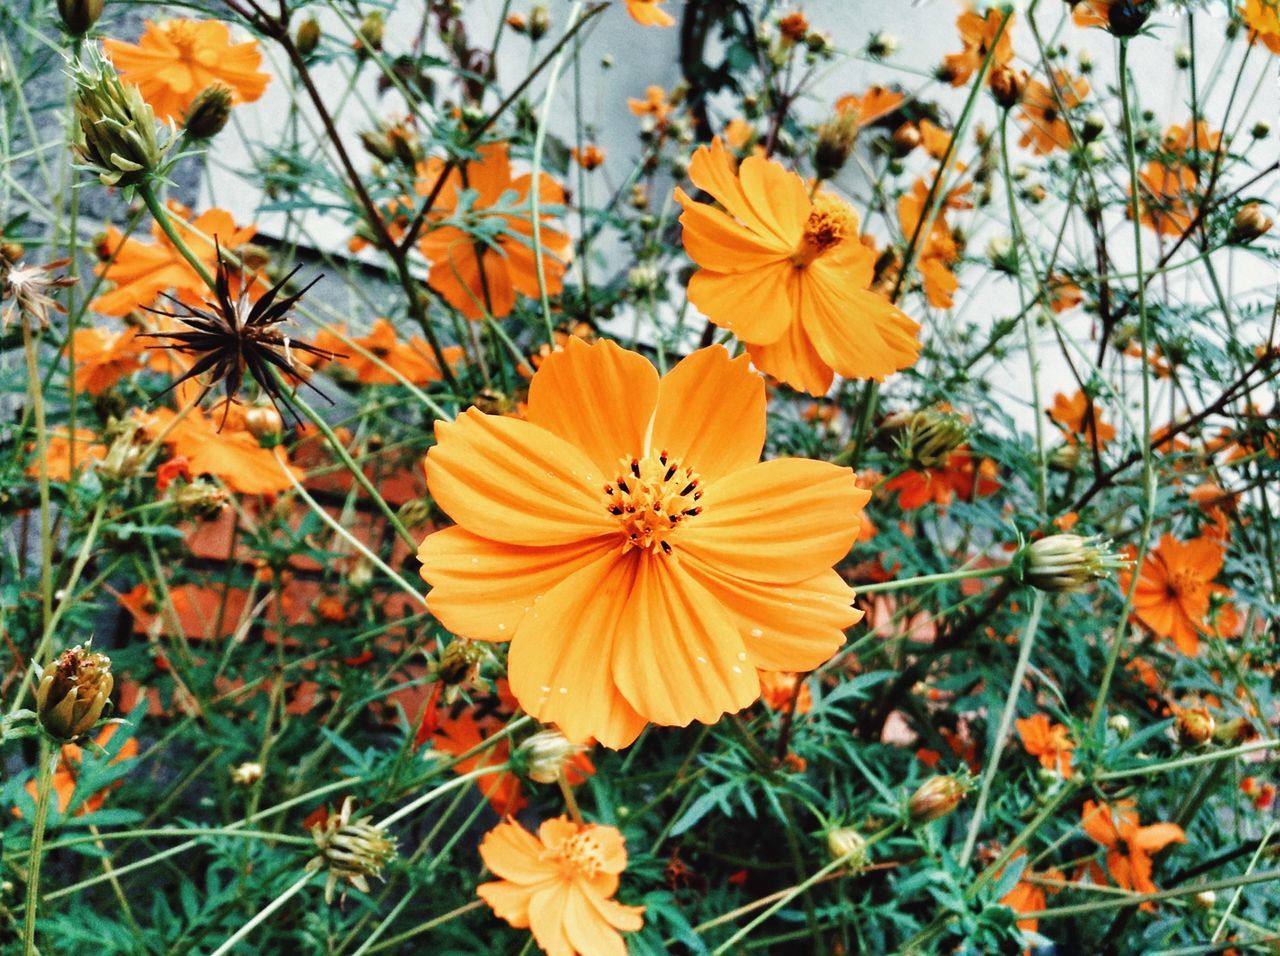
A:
[
  {"left": 814, "top": 111, "right": 859, "bottom": 180},
  {"left": 306, "top": 796, "right": 397, "bottom": 904},
  {"left": 908, "top": 773, "right": 970, "bottom": 824},
  {"left": 71, "top": 45, "right": 174, "bottom": 188},
  {"left": 1023, "top": 534, "right": 1129, "bottom": 593},
  {"left": 881, "top": 408, "right": 970, "bottom": 471},
  {"left": 1228, "top": 203, "right": 1273, "bottom": 243},
  {"left": 36, "top": 645, "right": 114, "bottom": 741},
  {"left": 1, "top": 258, "right": 77, "bottom": 330},
  {"left": 1174, "top": 705, "right": 1214, "bottom": 748}
]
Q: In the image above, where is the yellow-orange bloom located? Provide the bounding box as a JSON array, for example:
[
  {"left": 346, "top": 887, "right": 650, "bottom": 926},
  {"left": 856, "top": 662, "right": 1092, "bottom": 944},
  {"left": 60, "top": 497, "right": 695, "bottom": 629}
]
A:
[
  {"left": 627, "top": 85, "right": 672, "bottom": 122},
  {"left": 1242, "top": 0, "right": 1280, "bottom": 52},
  {"left": 313, "top": 319, "right": 462, "bottom": 385},
  {"left": 942, "top": 7, "right": 1014, "bottom": 86},
  {"left": 1120, "top": 533, "right": 1234, "bottom": 656},
  {"left": 1018, "top": 72, "right": 1089, "bottom": 155},
  {"left": 1049, "top": 390, "right": 1115, "bottom": 448},
  {"left": 834, "top": 85, "right": 905, "bottom": 127},
  {"left": 103, "top": 19, "right": 270, "bottom": 123},
  {"left": 625, "top": 0, "right": 675, "bottom": 27},
  {"left": 478, "top": 816, "right": 644, "bottom": 956},
  {"left": 676, "top": 138, "right": 919, "bottom": 395},
  {"left": 1015, "top": 714, "right": 1074, "bottom": 777},
  {"left": 72, "top": 326, "right": 144, "bottom": 394},
  {"left": 20, "top": 725, "right": 137, "bottom": 817},
  {"left": 1082, "top": 800, "right": 1185, "bottom": 898},
  {"left": 415, "top": 143, "right": 571, "bottom": 320},
  {"left": 418, "top": 339, "right": 869, "bottom": 747}
]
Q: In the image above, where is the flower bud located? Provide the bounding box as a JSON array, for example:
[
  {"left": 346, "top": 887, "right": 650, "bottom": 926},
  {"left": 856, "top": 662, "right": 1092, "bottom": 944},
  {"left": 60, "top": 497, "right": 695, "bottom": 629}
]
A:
[
  {"left": 866, "top": 32, "right": 897, "bottom": 58},
  {"left": 435, "top": 639, "right": 487, "bottom": 687},
  {"left": 1023, "top": 534, "right": 1129, "bottom": 593},
  {"left": 35, "top": 645, "right": 113, "bottom": 741},
  {"left": 889, "top": 121, "right": 921, "bottom": 157},
  {"left": 814, "top": 112, "right": 860, "bottom": 180},
  {"left": 171, "top": 481, "right": 228, "bottom": 519},
  {"left": 1081, "top": 111, "right": 1106, "bottom": 144},
  {"left": 230, "top": 761, "right": 264, "bottom": 786},
  {"left": 244, "top": 404, "right": 284, "bottom": 444},
  {"left": 356, "top": 11, "right": 384, "bottom": 53},
  {"left": 1251, "top": 121, "right": 1270, "bottom": 140},
  {"left": 986, "top": 235, "right": 1016, "bottom": 274},
  {"left": 1228, "top": 203, "right": 1273, "bottom": 244},
  {"left": 908, "top": 774, "right": 969, "bottom": 824},
  {"left": 72, "top": 46, "right": 174, "bottom": 188},
  {"left": 1049, "top": 442, "right": 1081, "bottom": 473},
  {"left": 396, "top": 498, "right": 433, "bottom": 530},
  {"left": 826, "top": 827, "right": 868, "bottom": 867},
  {"left": 528, "top": 4, "right": 551, "bottom": 41},
  {"left": 183, "top": 84, "right": 233, "bottom": 140},
  {"left": 1213, "top": 716, "right": 1258, "bottom": 746},
  {"left": 57, "top": 0, "right": 105, "bottom": 35},
  {"left": 1107, "top": 1, "right": 1152, "bottom": 37},
  {"left": 295, "top": 17, "right": 321, "bottom": 57},
  {"left": 515, "top": 729, "right": 583, "bottom": 784},
  {"left": 778, "top": 12, "right": 809, "bottom": 44},
  {"left": 989, "top": 66, "right": 1028, "bottom": 110},
  {"left": 505, "top": 13, "right": 528, "bottom": 33},
  {"left": 1174, "top": 705, "right": 1215, "bottom": 748},
  {"left": 1193, "top": 889, "right": 1216, "bottom": 908},
  {"left": 880, "top": 408, "right": 969, "bottom": 471},
  {"left": 1107, "top": 713, "right": 1132, "bottom": 739},
  {"left": 306, "top": 797, "right": 397, "bottom": 904}
]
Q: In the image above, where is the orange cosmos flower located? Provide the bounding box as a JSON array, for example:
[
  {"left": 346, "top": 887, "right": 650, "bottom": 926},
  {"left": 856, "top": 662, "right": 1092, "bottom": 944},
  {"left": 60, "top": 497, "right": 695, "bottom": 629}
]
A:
[
  {"left": 29, "top": 429, "right": 107, "bottom": 482},
  {"left": 999, "top": 853, "right": 1064, "bottom": 933},
  {"left": 942, "top": 7, "right": 1014, "bottom": 87},
  {"left": 138, "top": 401, "right": 301, "bottom": 496},
  {"left": 1049, "top": 390, "right": 1115, "bottom": 448},
  {"left": 722, "top": 117, "right": 754, "bottom": 150},
  {"left": 918, "top": 119, "right": 952, "bottom": 159},
  {"left": 478, "top": 816, "right": 644, "bottom": 956},
  {"left": 1018, "top": 72, "right": 1089, "bottom": 155},
  {"left": 313, "top": 319, "right": 462, "bottom": 385},
  {"left": 627, "top": 85, "right": 672, "bottom": 122},
  {"left": 625, "top": 0, "right": 675, "bottom": 27},
  {"left": 834, "top": 85, "right": 905, "bottom": 127},
  {"left": 93, "top": 204, "right": 258, "bottom": 317},
  {"left": 757, "top": 671, "right": 812, "bottom": 714},
  {"left": 1120, "top": 533, "right": 1234, "bottom": 656},
  {"left": 676, "top": 138, "right": 920, "bottom": 395},
  {"left": 418, "top": 339, "right": 869, "bottom": 748},
  {"left": 72, "top": 326, "right": 144, "bottom": 393},
  {"left": 1048, "top": 274, "right": 1084, "bottom": 313},
  {"left": 884, "top": 447, "right": 998, "bottom": 510},
  {"left": 20, "top": 725, "right": 137, "bottom": 818},
  {"left": 897, "top": 177, "right": 966, "bottom": 309},
  {"left": 570, "top": 145, "right": 605, "bottom": 170},
  {"left": 1015, "top": 714, "right": 1074, "bottom": 777},
  {"left": 1241, "top": 0, "right": 1280, "bottom": 52},
  {"left": 413, "top": 143, "right": 571, "bottom": 320},
  {"left": 1081, "top": 800, "right": 1185, "bottom": 899},
  {"left": 103, "top": 19, "right": 270, "bottom": 123}
]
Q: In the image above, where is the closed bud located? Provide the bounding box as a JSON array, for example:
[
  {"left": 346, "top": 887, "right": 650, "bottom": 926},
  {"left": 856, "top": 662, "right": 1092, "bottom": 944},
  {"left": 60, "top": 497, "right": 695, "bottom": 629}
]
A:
[
  {"left": 1049, "top": 442, "right": 1081, "bottom": 472},
  {"left": 1081, "top": 111, "right": 1107, "bottom": 143},
  {"left": 57, "top": 0, "right": 105, "bottom": 35},
  {"left": 295, "top": 17, "right": 321, "bottom": 57},
  {"left": 244, "top": 404, "right": 284, "bottom": 444},
  {"left": 1023, "top": 534, "right": 1129, "bottom": 593},
  {"left": 35, "top": 644, "right": 113, "bottom": 741},
  {"left": 881, "top": 408, "right": 969, "bottom": 470},
  {"left": 628, "top": 263, "right": 660, "bottom": 294},
  {"left": 1251, "top": 121, "right": 1270, "bottom": 140},
  {"left": 183, "top": 84, "right": 233, "bottom": 140},
  {"left": 1107, "top": 713, "right": 1132, "bottom": 739},
  {"left": 1228, "top": 203, "right": 1272, "bottom": 244},
  {"left": 986, "top": 234, "right": 1016, "bottom": 273},
  {"left": 989, "top": 66, "right": 1028, "bottom": 110},
  {"left": 528, "top": 4, "right": 551, "bottom": 41},
  {"left": 1193, "top": 889, "right": 1216, "bottom": 908},
  {"left": 1213, "top": 716, "right": 1258, "bottom": 746},
  {"left": 814, "top": 112, "right": 859, "bottom": 179},
  {"left": 98, "top": 420, "right": 146, "bottom": 482},
  {"left": 1107, "top": 1, "right": 1153, "bottom": 37},
  {"left": 356, "top": 11, "right": 384, "bottom": 53},
  {"left": 826, "top": 827, "right": 868, "bottom": 867},
  {"left": 230, "top": 761, "right": 264, "bottom": 786},
  {"left": 514, "top": 729, "right": 583, "bottom": 783},
  {"left": 306, "top": 797, "right": 397, "bottom": 904},
  {"left": 1, "top": 242, "right": 23, "bottom": 264},
  {"left": 171, "top": 481, "right": 228, "bottom": 519},
  {"left": 866, "top": 32, "right": 897, "bottom": 58},
  {"left": 360, "top": 130, "right": 397, "bottom": 164},
  {"left": 908, "top": 774, "right": 969, "bottom": 824},
  {"left": 1174, "top": 705, "right": 1214, "bottom": 748},
  {"left": 890, "top": 121, "right": 921, "bottom": 157},
  {"left": 1174, "top": 46, "right": 1191, "bottom": 69},
  {"left": 71, "top": 45, "right": 174, "bottom": 187},
  {"left": 505, "top": 13, "right": 528, "bottom": 33},
  {"left": 1077, "top": 49, "right": 1094, "bottom": 74},
  {"left": 396, "top": 498, "right": 433, "bottom": 530}
]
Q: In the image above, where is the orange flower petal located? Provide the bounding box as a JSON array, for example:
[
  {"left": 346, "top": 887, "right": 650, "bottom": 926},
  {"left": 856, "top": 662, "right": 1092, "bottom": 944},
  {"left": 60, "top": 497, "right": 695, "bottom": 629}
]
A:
[
  {"left": 1131, "top": 822, "right": 1186, "bottom": 853},
  {"left": 686, "top": 260, "right": 798, "bottom": 346},
  {"left": 477, "top": 880, "right": 538, "bottom": 928},
  {"left": 681, "top": 459, "right": 869, "bottom": 584},
  {"left": 564, "top": 884, "right": 631, "bottom": 956},
  {"left": 480, "top": 819, "right": 560, "bottom": 885},
  {"left": 686, "top": 138, "right": 796, "bottom": 248},
  {"left": 798, "top": 267, "right": 921, "bottom": 381},
  {"left": 426, "top": 410, "right": 615, "bottom": 546},
  {"left": 525, "top": 338, "right": 658, "bottom": 476},
  {"left": 650, "top": 346, "right": 765, "bottom": 484},
  {"left": 528, "top": 882, "right": 575, "bottom": 956},
  {"left": 676, "top": 192, "right": 794, "bottom": 271},
  {"left": 745, "top": 319, "right": 834, "bottom": 395}
]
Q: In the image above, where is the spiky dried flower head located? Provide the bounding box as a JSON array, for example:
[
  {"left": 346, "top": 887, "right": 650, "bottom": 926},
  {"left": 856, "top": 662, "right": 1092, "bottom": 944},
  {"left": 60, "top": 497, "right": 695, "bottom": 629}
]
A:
[
  {"left": 881, "top": 408, "right": 970, "bottom": 471},
  {"left": 139, "top": 247, "right": 340, "bottom": 428},
  {"left": 306, "top": 796, "right": 397, "bottom": 904},
  {"left": 35, "top": 644, "right": 114, "bottom": 741},
  {"left": 1, "top": 258, "right": 77, "bottom": 331},
  {"left": 70, "top": 45, "right": 173, "bottom": 188}
]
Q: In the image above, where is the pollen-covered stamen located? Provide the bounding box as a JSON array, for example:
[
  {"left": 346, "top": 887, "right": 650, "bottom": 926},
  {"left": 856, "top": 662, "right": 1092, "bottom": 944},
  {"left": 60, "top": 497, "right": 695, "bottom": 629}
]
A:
[
  {"left": 791, "top": 192, "right": 858, "bottom": 267},
  {"left": 549, "top": 830, "right": 607, "bottom": 881},
  {"left": 602, "top": 450, "right": 703, "bottom": 554}
]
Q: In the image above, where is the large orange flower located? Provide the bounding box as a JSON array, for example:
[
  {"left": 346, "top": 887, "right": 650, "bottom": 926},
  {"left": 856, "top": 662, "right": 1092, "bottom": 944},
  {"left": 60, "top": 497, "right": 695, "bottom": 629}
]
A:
[
  {"left": 418, "top": 339, "right": 869, "bottom": 748},
  {"left": 1121, "top": 533, "right": 1234, "bottom": 656},
  {"left": 103, "top": 19, "right": 270, "bottom": 123},
  {"left": 1082, "top": 800, "right": 1185, "bottom": 897},
  {"left": 73, "top": 326, "right": 144, "bottom": 394},
  {"left": 1015, "top": 714, "right": 1074, "bottom": 777},
  {"left": 1242, "top": 0, "right": 1280, "bottom": 52},
  {"left": 676, "top": 138, "right": 919, "bottom": 395},
  {"left": 477, "top": 816, "right": 644, "bottom": 956},
  {"left": 942, "top": 7, "right": 1014, "bottom": 86},
  {"left": 1049, "top": 390, "right": 1115, "bottom": 448},
  {"left": 413, "top": 143, "right": 571, "bottom": 320},
  {"left": 1018, "top": 72, "right": 1089, "bottom": 155},
  {"left": 625, "top": 0, "right": 675, "bottom": 27},
  {"left": 93, "top": 204, "right": 258, "bottom": 317}
]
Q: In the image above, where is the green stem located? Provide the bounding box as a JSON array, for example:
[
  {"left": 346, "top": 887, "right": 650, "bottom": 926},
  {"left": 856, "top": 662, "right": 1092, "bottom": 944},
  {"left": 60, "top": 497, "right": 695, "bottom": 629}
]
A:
[
  {"left": 855, "top": 564, "right": 1010, "bottom": 595},
  {"left": 1095, "top": 737, "right": 1280, "bottom": 781},
  {"left": 209, "top": 872, "right": 313, "bottom": 956},
  {"left": 22, "top": 744, "right": 54, "bottom": 955},
  {"left": 1032, "top": 868, "right": 1280, "bottom": 920},
  {"left": 21, "top": 316, "right": 53, "bottom": 634},
  {"left": 138, "top": 181, "right": 216, "bottom": 291}
]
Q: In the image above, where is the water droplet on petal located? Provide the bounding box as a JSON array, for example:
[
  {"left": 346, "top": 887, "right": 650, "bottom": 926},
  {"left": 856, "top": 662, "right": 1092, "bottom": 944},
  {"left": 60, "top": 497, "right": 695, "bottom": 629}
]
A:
[{"left": 749, "top": 628, "right": 763, "bottom": 638}]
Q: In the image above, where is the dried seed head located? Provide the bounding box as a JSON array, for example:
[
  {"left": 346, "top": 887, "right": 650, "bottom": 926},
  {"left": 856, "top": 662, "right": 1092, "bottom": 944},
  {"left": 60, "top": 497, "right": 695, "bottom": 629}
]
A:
[
  {"left": 306, "top": 797, "right": 397, "bottom": 904},
  {"left": 36, "top": 644, "right": 114, "bottom": 741}
]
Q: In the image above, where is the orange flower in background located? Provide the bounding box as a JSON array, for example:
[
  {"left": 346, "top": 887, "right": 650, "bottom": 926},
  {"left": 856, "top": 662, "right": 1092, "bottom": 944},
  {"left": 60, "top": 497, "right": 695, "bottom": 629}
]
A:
[
  {"left": 884, "top": 447, "right": 998, "bottom": 510},
  {"left": 676, "top": 138, "right": 920, "bottom": 395},
  {"left": 72, "top": 327, "right": 144, "bottom": 394},
  {"left": 897, "top": 177, "right": 965, "bottom": 308},
  {"left": 20, "top": 725, "right": 137, "bottom": 817},
  {"left": 1048, "top": 275, "right": 1084, "bottom": 313},
  {"left": 103, "top": 19, "right": 270, "bottom": 123},
  {"left": 138, "top": 402, "right": 301, "bottom": 495},
  {"left": 93, "top": 204, "right": 258, "bottom": 317},
  {"left": 570, "top": 145, "right": 605, "bottom": 170},
  {"left": 1082, "top": 800, "right": 1185, "bottom": 899},
  {"left": 1072, "top": 0, "right": 1155, "bottom": 33},
  {"left": 478, "top": 816, "right": 644, "bottom": 956},
  {"left": 1242, "top": 0, "right": 1280, "bottom": 52},
  {"left": 834, "top": 85, "right": 905, "bottom": 127},
  {"left": 1049, "top": 390, "right": 1115, "bottom": 448},
  {"left": 627, "top": 85, "right": 672, "bottom": 122},
  {"left": 1164, "top": 120, "right": 1223, "bottom": 155},
  {"left": 942, "top": 7, "right": 1014, "bottom": 86},
  {"left": 418, "top": 339, "right": 869, "bottom": 748},
  {"left": 1121, "top": 533, "right": 1235, "bottom": 656},
  {"left": 1135, "top": 160, "right": 1197, "bottom": 237},
  {"left": 625, "top": 0, "right": 675, "bottom": 27},
  {"left": 1015, "top": 714, "right": 1074, "bottom": 777},
  {"left": 414, "top": 143, "right": 572, "bottom": 320},
  {"left": 313, "top": 319, "right": 462, "bottom": 385},
  {"left": 918, "top": 119, "right": 952, "bottom": 159},
  {"left": 28, "top": 429, "right": 107, "bottom": 482},
  {"left": 758, "top": 671, "right": 812, "bottom": 714},
  {"left": 1018, "top": 72, "right": 1089, "bottom": 154},
  {"left": 999, "top": 853, "right": 1064, "bottom": 933},
  {"left": 722, "top": 118, "right": 754, "bottom": 150}
]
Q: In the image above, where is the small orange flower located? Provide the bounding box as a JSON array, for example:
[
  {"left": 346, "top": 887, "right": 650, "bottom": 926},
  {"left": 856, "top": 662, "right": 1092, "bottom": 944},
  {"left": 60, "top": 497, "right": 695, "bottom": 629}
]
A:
[
  {"left": 1121, "top": 533, "right": 1235, "bottom": 656},
  {"left": 834, "top": 86, "right": 905, "bottom": 127},
  {"left": 570, "top": 145, "right": 605, "bottom": 170},
  {"left": 1048, "top": 275, "right": 1083, "bottom": 313},
  {"left": 778, "top": 12, "right": 809, "bottom": 43},
  {"left": 29, "top": 429, "right": 106, "bottom": 482},
  {"left": 418, "top": 339, "right": 870, "bottom": 747},
  {"left": 314, "top": 319, "right": 462, "bottom": 385},
  {"left": 1015, "top": 714, "right": 1074, "bottom": 777},
  {"left": 20, "top": 725, "right": 137, "bottom": 817},
  {"left": 1241, "top": 0, "right": 1280, "bottom": 52},
  {"left": 627, "top": 85, "right": 672, "bottom": 122},
  {"left": 884, "top": 447, "right": 998, "bottom": 510},
  {"left": 897, "top": 177, "right": 966, "bottom": 309},
  {"left": 625, "top": 0, "right": 675, "bottom": 28},
  {"left": 1018, "top": 72, "right": 1089, "bottom": 155},
  {"left": 676, "top": 138, "right": 920, "bottom": 395},
  {"left": 413, "top": 144, "right": 572, "bottom": 320},
  {"left": 998, "top": 852, "right": 1064, "bottom": 933},
  {"left": 1081, "top": 800, "right": 1185, "bottom": 899},
  {"left": 757, "top": 671, "right": 811, "bottom": 714},
  {"left": 72, "top": 326, "right": 144, "bottom": 394},
  {"left": 1049, "top": 390, "right": 1115, "bottom": 448},
  {"left": 942, "top": 7, "right": 1014, "bottom": 87},
  {"left": 477, "top": 816, "right": 644, "bottom": 956},
  {"left": 103, "top": 19, "right": 270, "bottom": 123},
  {"left": 722, "top": 118, "right": 754, "bottom": 150}
]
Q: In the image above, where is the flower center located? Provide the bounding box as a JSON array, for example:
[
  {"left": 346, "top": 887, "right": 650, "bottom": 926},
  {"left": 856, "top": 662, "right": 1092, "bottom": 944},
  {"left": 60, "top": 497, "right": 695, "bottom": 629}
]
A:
[
  {"left": 554, "top": 830, "right": 607, "bottom": 880},
  {"left": 1166, "top": 567, "right": 1202, "bottom": 599},
  {"left": 602, "top": 450, "right": 702, "bottom": 555},
  {"left": 791, "top": 193, "right": 856, "bottom": 267}
]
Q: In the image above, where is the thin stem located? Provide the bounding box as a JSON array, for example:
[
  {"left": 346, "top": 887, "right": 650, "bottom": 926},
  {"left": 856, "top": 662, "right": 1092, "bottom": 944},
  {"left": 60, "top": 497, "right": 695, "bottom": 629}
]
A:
[
  {"left": 138, "top": 182, "right": 216, "bottom": 291},
  {"left": 21, "top": 744, "right": 54, "bottom": 955},
  {"left": 209, "top": 872, "right": 313, "bottom": 956},
  {"left": 855, "top": 564, "right": 1010, "bottom": 595}
]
